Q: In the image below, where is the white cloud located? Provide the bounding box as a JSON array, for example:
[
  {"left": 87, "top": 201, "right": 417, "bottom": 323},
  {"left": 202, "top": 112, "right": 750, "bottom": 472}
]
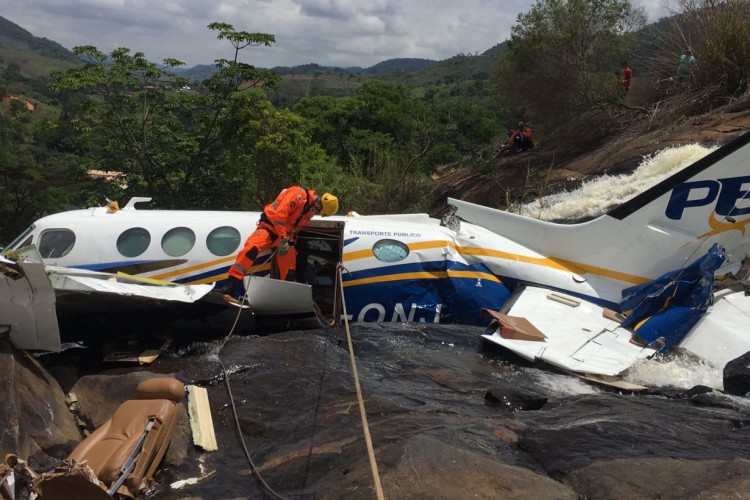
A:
[{"left": 0, "top": 0, "right": 671, "bottom": 69}]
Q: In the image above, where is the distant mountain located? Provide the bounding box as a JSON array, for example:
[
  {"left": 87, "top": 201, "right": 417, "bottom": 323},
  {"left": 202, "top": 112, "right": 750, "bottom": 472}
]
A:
[
  {"left": 0, "top": 13, "right": 503, "bottom": 94},
  {"left": 482, "top": 42, "right": 508, "bottom": 58},
  {"left": 171, "top": 63, "right": 220, "bottom": 82},
  {"left": 0, "top": 16, "right": 75, "bottom": 61},
  {"left": 175, "top": 58, "right": 440, "bottom": 82},
  {"left": 387, "top": 42, "right": 508, "bottom": 88},
  {"left": 271, "top": 63, "right": 347, "bottom": 76},
  {"left": 361, "top": 58, "right": 438, "bottom": 75},
  {"left": 270, "top": 58, "right": 438, "bottom": 76}
]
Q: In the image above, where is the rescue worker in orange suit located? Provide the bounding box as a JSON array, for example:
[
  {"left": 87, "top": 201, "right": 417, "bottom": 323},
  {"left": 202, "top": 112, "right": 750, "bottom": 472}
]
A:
[{"left": 220, "top": 187, "right": 339, "bottom": 300}]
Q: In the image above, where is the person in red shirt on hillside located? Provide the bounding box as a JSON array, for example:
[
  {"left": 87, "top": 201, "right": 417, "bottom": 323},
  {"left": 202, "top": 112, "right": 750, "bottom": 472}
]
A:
[
  {"left": 499, "top": 121, "right": 534, "bottom": 154},
  {"left": 621, "top": 62, "right": 632, "bottom": 95},
  {"left": 220, "top": 186, "right": 339, "bottom": 300}
]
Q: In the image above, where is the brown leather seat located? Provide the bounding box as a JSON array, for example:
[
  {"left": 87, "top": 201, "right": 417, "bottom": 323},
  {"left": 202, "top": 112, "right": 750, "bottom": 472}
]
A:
[{"left": 34, "top": 377, "right": 185, "bottom": 499}]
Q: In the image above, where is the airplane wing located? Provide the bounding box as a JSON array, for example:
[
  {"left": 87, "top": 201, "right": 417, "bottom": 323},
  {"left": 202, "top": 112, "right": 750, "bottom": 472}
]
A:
[
  {"left": 47, "top": 267, "right": 213, "bottom": 302},
  {"left": 482, "top": 285, "right": 656, "bottom": 377}
]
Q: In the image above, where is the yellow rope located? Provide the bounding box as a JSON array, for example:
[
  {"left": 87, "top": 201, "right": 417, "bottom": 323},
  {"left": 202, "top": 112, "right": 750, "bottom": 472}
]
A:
[{"left": 337, "top": 264, "right": 385, "bottom": 500}]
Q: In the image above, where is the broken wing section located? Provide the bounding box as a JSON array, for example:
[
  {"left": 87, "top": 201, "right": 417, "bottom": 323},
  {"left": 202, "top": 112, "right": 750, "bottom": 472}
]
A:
[
  {"left": 0, "top": 255, "right": 61, "bottom": 352},
  {"left": 482, "top": 285, "right": 656, "bottom": 377}
]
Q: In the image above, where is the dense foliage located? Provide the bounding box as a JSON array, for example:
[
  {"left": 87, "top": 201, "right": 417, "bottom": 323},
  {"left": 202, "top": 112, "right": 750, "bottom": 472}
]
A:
[
  {"left": 495, "top": 0, "right": 646, "bottom": 141},
  {"left": 0, "top": 112, "right": 86, "bottom": 241}
]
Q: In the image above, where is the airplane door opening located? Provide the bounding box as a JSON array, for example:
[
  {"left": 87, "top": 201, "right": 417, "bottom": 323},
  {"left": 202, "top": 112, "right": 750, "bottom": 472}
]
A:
[{"left": 278, "top": 220, "right": 344, "bottom": 325}]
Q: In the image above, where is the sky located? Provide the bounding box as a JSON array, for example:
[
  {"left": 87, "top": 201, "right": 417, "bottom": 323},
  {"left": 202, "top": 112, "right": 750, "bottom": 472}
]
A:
[{"left": 0, "top": 0, "right": 671, "bottom": 69}]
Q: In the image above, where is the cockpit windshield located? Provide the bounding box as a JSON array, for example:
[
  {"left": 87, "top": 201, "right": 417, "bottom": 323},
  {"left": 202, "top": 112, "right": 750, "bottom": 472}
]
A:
[{"left": 3, "top": 225, "right": 35, "bottom": 252}]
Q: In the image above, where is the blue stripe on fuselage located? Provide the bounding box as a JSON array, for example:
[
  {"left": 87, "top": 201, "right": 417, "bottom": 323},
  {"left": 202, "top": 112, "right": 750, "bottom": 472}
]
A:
[
  {"left": 72, "top": 260, "right": 153, "bottom": 271},
  {"left": 342, "top": 260, "right": 511, "bottom": 325}
]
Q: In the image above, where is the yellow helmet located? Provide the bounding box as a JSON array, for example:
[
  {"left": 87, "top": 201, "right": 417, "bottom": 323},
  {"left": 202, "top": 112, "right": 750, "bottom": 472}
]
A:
[{"left": 320, "top": 192, "right": 339, "bottom": 216}]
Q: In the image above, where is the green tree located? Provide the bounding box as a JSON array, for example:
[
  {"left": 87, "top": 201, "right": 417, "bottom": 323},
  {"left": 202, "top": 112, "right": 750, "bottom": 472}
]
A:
[
  {"left": 295, "top": 81, "right": 415, "bottom": 177},
  {"left": 0, "top": 113, "right": 89, "bottom": 243},
  {"left": 215, "top": 89, "right": 342, "bottom": 208},
  {"left": 495, "top": 0, "right": 645, "bottom": 133},
  {"left": 48, "top": 23, "right": 291, "bottom": 210},
  {"left": 293, "top": 95, "right": 355, "bottom": 169},
  {"left": 673, "top": 0, "right": 750, "bottom": 96}
]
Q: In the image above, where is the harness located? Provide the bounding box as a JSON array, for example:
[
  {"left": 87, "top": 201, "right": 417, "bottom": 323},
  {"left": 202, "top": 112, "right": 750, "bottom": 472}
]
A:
[{"left": 258, "top": 189, "right": 314, "bottom": 241}]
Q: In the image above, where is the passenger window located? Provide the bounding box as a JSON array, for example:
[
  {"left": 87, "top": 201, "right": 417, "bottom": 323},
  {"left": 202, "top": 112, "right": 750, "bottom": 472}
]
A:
[
  {"left": 372, "top": 239, "right": 409, "bottom": 263},
  {"left": 117, "top": 228, "right": 151, "bottom": 258},
  {"left": 39, "top": 229, "right": 76, "bottom": 259},
  {"left": 206, "top": 226, "right": 241, "bottom": 256},
  {"left": 161, "top": 227, "right": 196, "bottom": 257}
]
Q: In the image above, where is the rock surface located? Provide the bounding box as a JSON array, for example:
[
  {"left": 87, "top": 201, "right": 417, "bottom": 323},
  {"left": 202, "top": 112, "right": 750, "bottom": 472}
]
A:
[
  {"left": 0, "top": 340, "right": 81, "bottom": 469},
  {"left": 7, "top": 324, "right": 750, "bottom": 499},
  {"left": 563, "top": 457, "right": 750, "bottom": 500},
  {"left": 723, "top": 351, "right": 750, "bottom": 397},
  {"left": 324, "top": 433, "right": 579, "bottom": 499}
]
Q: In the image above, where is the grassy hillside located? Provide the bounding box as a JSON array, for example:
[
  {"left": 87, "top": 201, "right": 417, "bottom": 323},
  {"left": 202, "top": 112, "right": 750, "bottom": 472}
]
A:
[
  {"left": 0, "top": 16, "right": 75, "bottom": 61},
  {"left": 0, "top": 16, "right": 78, "bottom": 114},
  {"left": 0, "top": 47, "right": 78, "bottom": 79},
  {"left": 362, "top": 58, "right": 437, "bottom": 75}
]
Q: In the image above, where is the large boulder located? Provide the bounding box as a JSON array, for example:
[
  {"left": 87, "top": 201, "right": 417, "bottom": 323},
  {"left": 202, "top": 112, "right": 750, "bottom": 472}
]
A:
[
  {"left": 0, "top": 340, "right": 81, "bottom": 467},
  {"left": 322, "top": 433, "right": 578, "bottom": 499},
  {"left": 563, "top": 457, "right": 750, "bottom": 499},
  {"left": 723, "top": 351, "right": 750, "bottom": 396},
  {"left": 485, "top": 386, "right": 548, "bottom": 411}
]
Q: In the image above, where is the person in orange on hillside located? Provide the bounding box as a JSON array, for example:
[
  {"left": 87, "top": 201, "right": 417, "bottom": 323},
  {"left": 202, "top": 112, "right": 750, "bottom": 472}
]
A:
[
  {"left": 504, "top": 121, "right": 534, "bottom": 153},
  {"left": 220, "top": 186, "right": 339, "bottom": 300}
]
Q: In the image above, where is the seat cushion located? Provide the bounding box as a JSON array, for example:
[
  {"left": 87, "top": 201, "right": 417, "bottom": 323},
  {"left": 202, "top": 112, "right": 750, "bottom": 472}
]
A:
[{"left": 136, "top": 378, "right": 185, "bottom": 403}]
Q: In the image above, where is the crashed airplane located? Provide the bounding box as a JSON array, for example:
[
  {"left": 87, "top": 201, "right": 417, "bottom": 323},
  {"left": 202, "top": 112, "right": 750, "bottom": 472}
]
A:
[{"left": 2, "top": 132, "right": 750, "bottom": 366}]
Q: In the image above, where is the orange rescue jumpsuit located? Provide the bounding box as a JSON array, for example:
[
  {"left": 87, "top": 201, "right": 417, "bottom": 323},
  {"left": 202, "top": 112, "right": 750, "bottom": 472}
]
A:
[{"left": 228, "top": 186, "right": 317, "bottom": 282}]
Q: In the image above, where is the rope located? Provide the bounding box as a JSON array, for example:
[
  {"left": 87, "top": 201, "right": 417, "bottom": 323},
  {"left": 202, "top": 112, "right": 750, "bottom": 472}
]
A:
[
  {"left": 217, "top": 250, "right": 287, "bottom": 500},
  {"left": 336, "top": 264, "right": 385, "bottom": 500},
  {"left": 217, "top": 255, "right": 385, "bottom": 499}
]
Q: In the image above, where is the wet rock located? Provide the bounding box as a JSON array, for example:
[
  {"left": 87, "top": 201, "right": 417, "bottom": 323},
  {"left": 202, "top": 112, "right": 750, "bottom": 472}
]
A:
[
  {"left": 563, "top": 457, "right": 750, "bottom": 499},
  {"left": 410, "top": 367, "right": 485, "bottom": 393},
  {"left": 485, "top": 386, "right": 548, "bottom": 411},
  {"left": 492, "top": 426, "right": 519, "bottom": 444},
  {"left": 651, "top": 384, "right": 714, "bottom": 399},
  {"left": 0, "top": 340, "right": 81, "bottom": 468},
  {"left": 516, "top": 392, "right": 750, "bottom": 478},
  {"left": 323, "top": 434, "right": 578, "bottom": 499},
  {"left": 24, "top": 324, "right": 750, "bottom": 499},
  {"left": 70, "top": 371, "right": 191, "bottom": 466},
  {"left": 498, "top": 418, "right": 528, "bottom": 432},
  {"left": 723, "top": 351, "right": 750, "bottom": 396}
]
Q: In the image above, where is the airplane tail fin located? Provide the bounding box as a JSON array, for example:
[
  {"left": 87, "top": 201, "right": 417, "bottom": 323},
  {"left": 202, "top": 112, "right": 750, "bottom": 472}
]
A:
[{"left": 608, "top": 131, "right": 750, "bottom": 265}]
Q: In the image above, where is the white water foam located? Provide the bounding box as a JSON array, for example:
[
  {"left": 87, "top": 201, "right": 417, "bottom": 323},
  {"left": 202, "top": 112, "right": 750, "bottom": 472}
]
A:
[
  {"left": 492, "top": 366, "right": 602, "bottom": 397},
  {"left": 622, "top": 351, "right": 724, "bottom": 390},
  {"left": 525, "top": 367, "right": 602, "bottom": 396},
  {"left": 516, "top": 143, "right": 718, "bottom": 221}
]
